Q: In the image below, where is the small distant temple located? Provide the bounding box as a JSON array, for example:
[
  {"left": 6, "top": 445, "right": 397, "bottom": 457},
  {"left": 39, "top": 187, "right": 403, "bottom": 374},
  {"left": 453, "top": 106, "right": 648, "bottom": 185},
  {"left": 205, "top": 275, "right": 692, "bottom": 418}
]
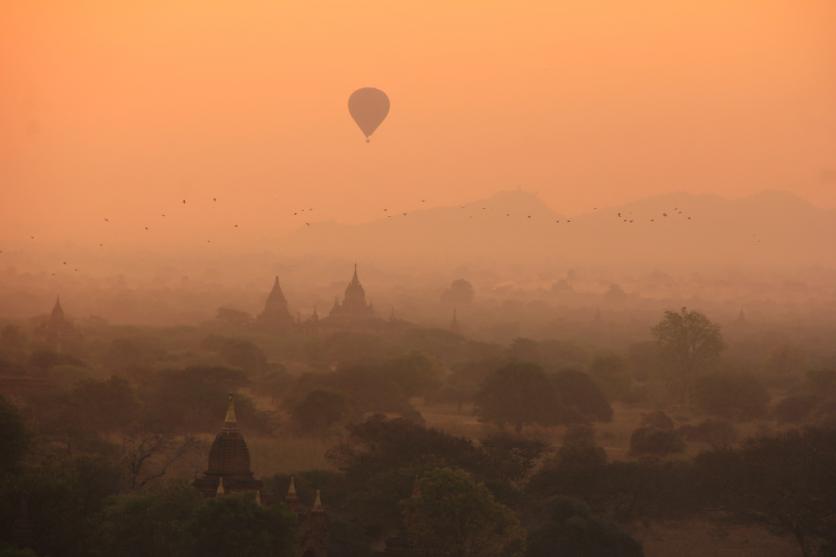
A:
[
  {"left": 194, "top": 395, "right": 329, "bottom": 557},
  {"left": 34, "top": 297, "right": 81, "bottom": 353},
  {"left": 325, "top": 264, "right": 376, "bottom": 325},
  {"left": 247, "top": 265, "right": 420, "bottom": 335},
  {"left": 257, "top": 276, "right": 294, "bottom": 328}
]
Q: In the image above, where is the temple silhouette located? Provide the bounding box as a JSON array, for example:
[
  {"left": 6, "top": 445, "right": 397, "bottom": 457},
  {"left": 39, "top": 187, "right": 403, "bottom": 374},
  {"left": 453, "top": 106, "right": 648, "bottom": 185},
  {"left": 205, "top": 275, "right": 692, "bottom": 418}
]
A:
[
  {"left": 257, "top": 276, "right": 295, "bottom": 328},
  {"left": 34, "top": 297, "right": 82, "bottom": 353},
  {"left": 256, "top": 264, "right": 387, "bottom": 332},
  {"left": 194, "top": 395, "right": 329, "bottom": 557}
]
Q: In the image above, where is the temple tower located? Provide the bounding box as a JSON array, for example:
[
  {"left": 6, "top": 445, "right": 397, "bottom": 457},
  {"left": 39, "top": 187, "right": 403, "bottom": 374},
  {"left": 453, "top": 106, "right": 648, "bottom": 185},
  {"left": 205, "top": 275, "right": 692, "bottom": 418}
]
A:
[
  {"left": 328, "top": 264, "right": 375, "bottom": 323},
  {"left": 193, "top": 394, "right": 263, "bottom": 496},
  {"left": 299, "top": 489, "right": 329, "bottom": 557},
  {"left": 258, "top": 276, "right": 294, "bottom": 327}
]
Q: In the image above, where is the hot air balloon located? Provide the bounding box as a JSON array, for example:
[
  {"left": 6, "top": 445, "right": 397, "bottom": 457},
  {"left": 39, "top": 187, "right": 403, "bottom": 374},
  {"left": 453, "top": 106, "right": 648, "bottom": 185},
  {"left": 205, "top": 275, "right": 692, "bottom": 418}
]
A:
[{"left": 348, "top": 87, "right": 390, "bottom": 142}]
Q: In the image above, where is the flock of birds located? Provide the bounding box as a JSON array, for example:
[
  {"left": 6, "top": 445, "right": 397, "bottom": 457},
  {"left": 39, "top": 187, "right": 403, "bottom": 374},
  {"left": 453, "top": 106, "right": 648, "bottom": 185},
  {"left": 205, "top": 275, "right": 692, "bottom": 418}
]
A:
[{"left": 1, "top": 195, "right": 696, "bottom": 276}]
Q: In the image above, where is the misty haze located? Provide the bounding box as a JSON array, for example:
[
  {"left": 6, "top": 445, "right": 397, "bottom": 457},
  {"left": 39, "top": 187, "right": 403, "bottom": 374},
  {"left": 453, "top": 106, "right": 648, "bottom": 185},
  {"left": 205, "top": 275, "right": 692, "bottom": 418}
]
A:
[{"left": 2, "top": 2, "right": 836, "bottom": 557}]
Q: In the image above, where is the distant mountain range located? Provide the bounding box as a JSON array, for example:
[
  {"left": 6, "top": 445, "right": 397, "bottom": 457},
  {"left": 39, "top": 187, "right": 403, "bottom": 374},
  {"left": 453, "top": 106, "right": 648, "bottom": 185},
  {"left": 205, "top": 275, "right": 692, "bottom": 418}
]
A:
[{"left": 280, "top": 190, "right": 836, "bottom": 269}]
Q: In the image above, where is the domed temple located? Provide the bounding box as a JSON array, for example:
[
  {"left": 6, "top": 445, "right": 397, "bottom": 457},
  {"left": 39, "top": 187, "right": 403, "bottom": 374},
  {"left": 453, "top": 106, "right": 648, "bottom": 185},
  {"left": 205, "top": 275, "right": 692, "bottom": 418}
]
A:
[
  {"left": 193, "top": 395, "right": 263, "bottom": 496},
  {"left": 194, "top": 395, "right": 329, "bottom": 556}
]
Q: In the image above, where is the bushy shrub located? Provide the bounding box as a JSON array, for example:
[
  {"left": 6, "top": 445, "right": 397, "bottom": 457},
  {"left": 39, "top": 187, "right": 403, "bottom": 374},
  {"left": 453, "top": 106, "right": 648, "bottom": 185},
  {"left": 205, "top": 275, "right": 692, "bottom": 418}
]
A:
[
  {"left": 629, "top": 426, "right": 685, "bottom": 457},
  {"left": 772, "top": 394, "right": 817, "bottom": 423},
  {"left": 678, "top": 419, "right": 737, "bottom": 448},
  {"left": 640, "top": 410, "right": 674, "bottom": 430},
  {"left": 693, "top": 372, "right": 769, "bottom": 420}
]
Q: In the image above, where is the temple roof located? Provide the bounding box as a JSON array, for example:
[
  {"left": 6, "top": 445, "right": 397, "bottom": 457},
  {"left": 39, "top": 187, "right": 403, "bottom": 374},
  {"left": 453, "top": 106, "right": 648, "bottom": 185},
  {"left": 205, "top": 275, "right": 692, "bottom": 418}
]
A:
[
  {"left": 259, "top": 276, "right": 293, "bottom": 324},
  {"left": 50, "top": 297, "right": 65, "bottom": 322},
  {"left": 207, "top": 395, "right": 253, "bottom": 477}
]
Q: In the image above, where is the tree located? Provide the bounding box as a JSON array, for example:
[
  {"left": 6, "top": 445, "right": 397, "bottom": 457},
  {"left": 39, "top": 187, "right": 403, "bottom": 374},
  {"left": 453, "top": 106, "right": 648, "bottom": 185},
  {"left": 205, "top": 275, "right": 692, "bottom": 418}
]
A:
[
  {"left": 326, "top": 416, "right": 490, "bottom": 535},
  {"left": 441, "top": 279, "right": 475, "bottom": 306},
  {"left": 640, "top": 410, "right": 675, "bottom": 430},
  {"left": 697, "top": 428, "right": 836, "bottom": 557},
  {"left": 0, "top": 396, "right": 27, "bottom": 474},
  {"left": 401, "top": 467, "right": 525, "bottom": 557},
  {"left": 384, "top": 352, "right": 442, "bottom": 398},
  {"left": 480, "top": 433, "right": 548, "bottom": 485},
  {"left": 693, "top": 372, "right": 769, "bottom": 420},
  {"left": 588, "top": 354, "right": 632, "bottom": 401},
  {"left": 96, "top": 483, "right": 202, "bottom": 557},
  {"left": 191, "top": 494, "right": 296, "bottom": 557},
  {"left": 328, "top": 416, "right": 485, "bottom": 481},
  {"left": 215, "top": 307, "right": 253, "bottom": 326},
  {"left": 96, "top": 485, "right": 297, "bottom": 557},
  {"left": 629, "top": 426, "right": 685, "bottom": 458},
  {"left": 69, "top": 376, "right": 140, "bottom": 433},
  {"left": 530, "top": 426, "right": 608, "bottom": 500},
  {"left": 201, "top": 335, "right": 268, "bottom": 374},
  {"left": 603, "top": 284, "right": 628, "bottom": 304},
  {"left": 554, "top": 425, "right": 608, "bottom": 476},
  {"left": 121, "top": 432, "right": 201, "bottom": 490},
  {"left": 651, "top": 308, "right": 725, "bottom": 404},
  {"left": 526, "top": 496, "right": 644, "bottom": 557},
  {"left": 1, "top": 456, "right": 123, "bottom": 557},
  {"left": 290, "top": 390, "right": 348, "bottom": 436},
  {"left": 551, "top": 369, "right": 613, "bottom": 422},
  {"left": 772, "top": 393, "right": 817, "bottom": 423},
  {"left": 678, "top": 419, "right": 737, "bottom": 449},
  {"left": 140, "top": 366, "right": 272, "bottom": 434},
  {"left": 475, "top": 363, "right": 562, "bottom": 433}
]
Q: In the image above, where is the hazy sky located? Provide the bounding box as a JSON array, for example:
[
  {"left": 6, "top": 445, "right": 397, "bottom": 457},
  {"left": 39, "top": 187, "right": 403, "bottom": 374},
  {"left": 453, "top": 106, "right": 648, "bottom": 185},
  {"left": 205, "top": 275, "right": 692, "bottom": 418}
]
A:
[{"left": 2, "top": 0, "right": 835, "bottom": 249}]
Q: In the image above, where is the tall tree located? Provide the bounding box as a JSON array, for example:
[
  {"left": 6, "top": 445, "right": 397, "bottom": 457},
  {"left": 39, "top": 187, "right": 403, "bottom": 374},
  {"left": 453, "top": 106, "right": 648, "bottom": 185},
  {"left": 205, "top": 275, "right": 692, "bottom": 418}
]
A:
[
  {"left": 526, "top": 496, "right": 644, "bottom": 557},
  {"left": 0, "top": 396, "right": 27, "bottom": 474},
  {"left": 651, "top": 307, "right": 724, "bottom": 404},
  {"left": 401, "top": 467, "right": 525, "bottom": 557},
  {"left": 475, "top": 363, "right": 562, "bottom": 433}
]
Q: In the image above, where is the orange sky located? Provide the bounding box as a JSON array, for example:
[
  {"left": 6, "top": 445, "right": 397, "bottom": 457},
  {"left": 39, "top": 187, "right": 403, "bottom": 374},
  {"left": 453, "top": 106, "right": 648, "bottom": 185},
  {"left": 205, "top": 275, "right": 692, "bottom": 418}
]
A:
[{"left": 2, "top": 0, "right": 835, "bottom": 249}]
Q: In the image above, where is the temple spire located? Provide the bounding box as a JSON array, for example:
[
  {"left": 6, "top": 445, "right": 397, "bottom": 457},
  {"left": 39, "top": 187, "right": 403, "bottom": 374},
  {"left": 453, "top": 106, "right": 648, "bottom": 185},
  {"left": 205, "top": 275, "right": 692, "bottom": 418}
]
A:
[
  {"left": 51, "top": 297, "right": 64, "bottom": 320},
  {"left": 223, "top": 394, "right": 237, "bottom": 428},
  {"left": 285, "top": 476, "right": 300, "bottom": 512},
  {"left": 216, "top": 477, "right": 225, "bottom": 496},
  {"left": 312, "top": 489, "right": 323, "bottom": 512}
]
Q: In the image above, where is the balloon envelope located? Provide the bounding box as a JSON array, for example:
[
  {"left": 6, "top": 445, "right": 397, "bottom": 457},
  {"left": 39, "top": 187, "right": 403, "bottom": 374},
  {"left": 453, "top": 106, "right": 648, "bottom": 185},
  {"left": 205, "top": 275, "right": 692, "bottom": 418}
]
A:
[{"left": 348, "top": 87, "right": 390, "bottom": 140}]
